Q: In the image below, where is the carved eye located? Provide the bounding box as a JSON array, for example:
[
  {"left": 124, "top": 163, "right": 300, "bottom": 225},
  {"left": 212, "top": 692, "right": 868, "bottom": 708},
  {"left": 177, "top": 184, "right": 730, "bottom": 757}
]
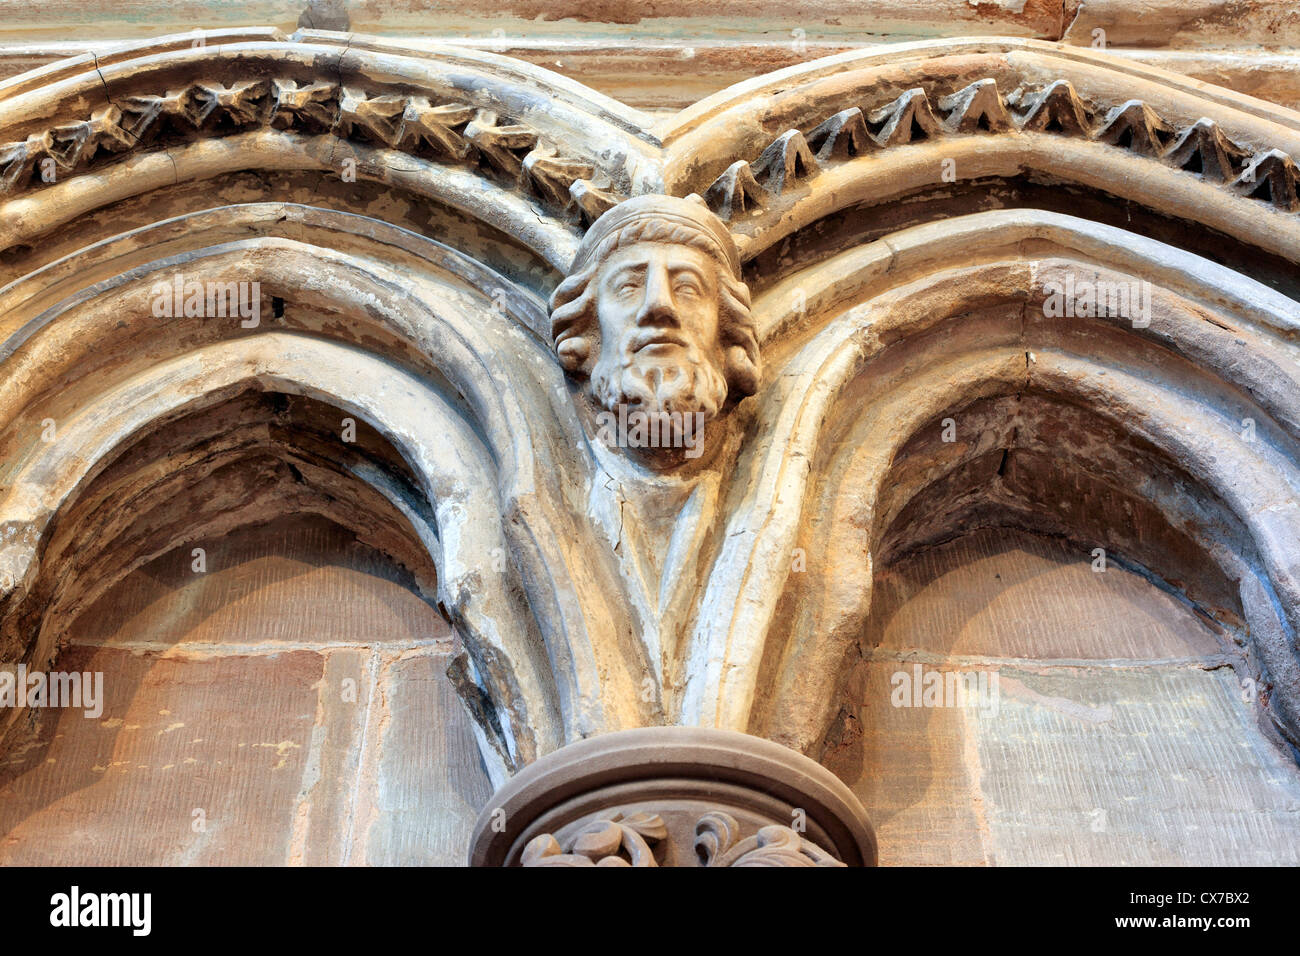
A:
[{"left": 674, "top": 280, "right": 701, "bottom": 298}]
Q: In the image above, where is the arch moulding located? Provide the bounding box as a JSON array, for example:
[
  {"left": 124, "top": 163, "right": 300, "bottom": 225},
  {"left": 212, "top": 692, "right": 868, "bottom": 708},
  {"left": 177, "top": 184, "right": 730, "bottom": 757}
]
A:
[{"left": 2, "top": 28, "right": 1299, "bottom": 866}]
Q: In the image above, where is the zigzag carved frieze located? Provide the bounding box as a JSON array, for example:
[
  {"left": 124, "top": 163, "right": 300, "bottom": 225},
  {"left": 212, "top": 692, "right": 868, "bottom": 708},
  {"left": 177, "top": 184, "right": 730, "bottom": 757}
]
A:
[
  {"left": 5, "top": 67, "right": 1300, "bottom": 242},
  {"left": 703, "top": 77, "right": 1300, "bottom": 220},
  {"left": 0, "top": 78, "right": 623, "bottom": 223}
]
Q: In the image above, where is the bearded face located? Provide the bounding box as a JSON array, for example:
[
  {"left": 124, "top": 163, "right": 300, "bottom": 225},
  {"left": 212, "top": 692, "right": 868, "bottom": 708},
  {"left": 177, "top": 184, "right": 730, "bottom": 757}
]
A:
[{"left": 588, "top": 242, "right": 730, "bottom": 426}]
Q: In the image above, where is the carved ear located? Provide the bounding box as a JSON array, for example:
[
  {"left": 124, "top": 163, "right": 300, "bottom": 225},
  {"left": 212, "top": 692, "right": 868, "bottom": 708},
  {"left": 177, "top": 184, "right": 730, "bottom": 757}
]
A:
[{"left": 556, "top": 335, "right": 592, "bottom": 372}]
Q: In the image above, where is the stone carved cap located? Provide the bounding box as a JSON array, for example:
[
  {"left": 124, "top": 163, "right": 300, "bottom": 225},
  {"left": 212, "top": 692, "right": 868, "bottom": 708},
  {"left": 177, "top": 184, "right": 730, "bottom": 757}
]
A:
[
  {"left": 549, "top": 194, "right": 761, "bottom": 458},
  {"left": 468, "top": 727, "right": 878, "bottom": 867},
  {"left": 568, "top": 193, "right": 743, "bottom": 277}
]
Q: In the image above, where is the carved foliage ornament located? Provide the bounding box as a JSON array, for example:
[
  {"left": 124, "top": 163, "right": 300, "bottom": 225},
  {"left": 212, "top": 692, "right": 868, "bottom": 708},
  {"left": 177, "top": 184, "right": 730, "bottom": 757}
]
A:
[
  {"left": 0, "top": 78, "right": 619, "bottom": 222},
  {"left": 520, "top": 811, "right": 668, "bottom": 867},
  {"left": 701, "top": 78, "right": 1300, "bottom": 221},
  {"left": 520, "top": 809, "right": 845, "bottom": 867}
]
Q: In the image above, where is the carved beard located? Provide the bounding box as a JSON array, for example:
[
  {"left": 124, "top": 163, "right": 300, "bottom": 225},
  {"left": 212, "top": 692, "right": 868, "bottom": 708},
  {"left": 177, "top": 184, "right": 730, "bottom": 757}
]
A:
[{"left": 590, "top": 346, "right": 729, "bottom": 426}]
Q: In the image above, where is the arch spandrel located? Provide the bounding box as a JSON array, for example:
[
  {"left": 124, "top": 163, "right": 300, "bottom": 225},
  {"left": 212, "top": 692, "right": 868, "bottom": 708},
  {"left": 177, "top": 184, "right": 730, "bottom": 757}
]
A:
[{"left": 1, "top": 28, "right": 1299, "bottom": 866}]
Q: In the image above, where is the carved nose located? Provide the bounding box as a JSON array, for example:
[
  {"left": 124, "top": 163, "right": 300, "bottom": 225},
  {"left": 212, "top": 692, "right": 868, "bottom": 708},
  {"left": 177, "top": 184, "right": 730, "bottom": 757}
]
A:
[
  {"left": 637, "top": 299, "right": 679, "bottom": 326},
  {"left": 636, "top": 271, "right": 679, "bottom": 326}
]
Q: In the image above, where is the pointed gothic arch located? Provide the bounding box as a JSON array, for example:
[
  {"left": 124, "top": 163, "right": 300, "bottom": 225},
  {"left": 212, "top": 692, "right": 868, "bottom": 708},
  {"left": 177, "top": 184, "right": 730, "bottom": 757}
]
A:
[{"left": 1, "top": 26, "right": 1298, "bottom": 865}]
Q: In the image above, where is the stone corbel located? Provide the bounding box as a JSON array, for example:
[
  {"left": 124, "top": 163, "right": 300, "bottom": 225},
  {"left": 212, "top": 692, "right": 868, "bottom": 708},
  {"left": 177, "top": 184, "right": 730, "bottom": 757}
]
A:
[{"left": 468, "top": 727, "right": 877, "bottom": 867}]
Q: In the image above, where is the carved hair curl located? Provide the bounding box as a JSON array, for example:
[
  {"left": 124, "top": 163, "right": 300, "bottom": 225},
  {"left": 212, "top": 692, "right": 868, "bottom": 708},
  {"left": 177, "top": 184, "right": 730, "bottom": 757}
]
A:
[{"left": 549, "top": 220, "right": 761, "bottom": 399}]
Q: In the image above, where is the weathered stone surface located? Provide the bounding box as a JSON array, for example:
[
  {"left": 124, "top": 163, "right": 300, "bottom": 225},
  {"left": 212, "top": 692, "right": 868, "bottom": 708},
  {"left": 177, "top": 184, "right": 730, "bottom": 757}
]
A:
[
  {"left": 0, "top": 19, "right": 1298, "bottom": 867},
  {"left": 361, "top": 652, "right": 494, "bottom": 866},
  {"left": 979, "top": 667, "right": 1300, "bottom": 866},
  {"left": 0, "top": 517, "right": 492, "bottom": 865},
  {"left": 826, "top": 529, "right": 1300, "bottom": 866},
  {"left": 0, "top": 644, "right": 326, "bottom": 865}
]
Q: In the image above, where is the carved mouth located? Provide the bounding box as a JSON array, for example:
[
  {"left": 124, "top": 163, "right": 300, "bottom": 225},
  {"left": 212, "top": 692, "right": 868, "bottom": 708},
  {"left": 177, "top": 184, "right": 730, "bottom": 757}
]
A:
[{"left": 632, "top": 331, "right": 688, "bottom": 354}]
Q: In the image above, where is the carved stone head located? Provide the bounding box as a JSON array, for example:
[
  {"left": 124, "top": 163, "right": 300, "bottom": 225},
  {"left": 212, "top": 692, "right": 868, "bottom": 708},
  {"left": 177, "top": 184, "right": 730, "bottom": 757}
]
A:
[{"left": 549, "top": 195, "right": 760, "bottom": 457}]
